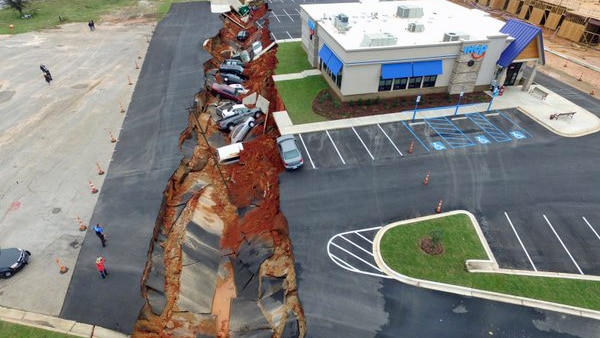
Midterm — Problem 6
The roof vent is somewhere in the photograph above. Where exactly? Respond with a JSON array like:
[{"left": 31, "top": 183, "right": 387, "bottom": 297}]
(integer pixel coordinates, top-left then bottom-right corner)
[
  {"left": 443, "top": 32, "right": 470, "bottom": 41},
  {"left": 397, "top": 5, "right": 424, "bottom": 19},
  {"left": 407, "top": 23, "right": 425, "bottom": 33},
  {"left": 360, "top": 32, "right": 398, "bottom": 47},
  {"left": 335, "top": 14, "right": 349, "bottom": 31}
]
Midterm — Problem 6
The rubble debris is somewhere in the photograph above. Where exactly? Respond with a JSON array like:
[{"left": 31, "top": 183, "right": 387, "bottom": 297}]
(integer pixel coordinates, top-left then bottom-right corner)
[{"left": 133, "top": 2, "right": 305, "bottom": 337}]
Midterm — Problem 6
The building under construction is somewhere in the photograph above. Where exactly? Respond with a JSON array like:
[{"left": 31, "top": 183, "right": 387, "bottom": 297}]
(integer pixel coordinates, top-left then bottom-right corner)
[{"left": 473, "top": 0, "right": 600, "bottom": 46}]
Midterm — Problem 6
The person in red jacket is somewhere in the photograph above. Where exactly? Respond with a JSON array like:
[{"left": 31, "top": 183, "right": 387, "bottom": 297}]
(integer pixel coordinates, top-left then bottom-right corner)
[{"left": 96, "top": 257, "right": 108, "bottom": 279}]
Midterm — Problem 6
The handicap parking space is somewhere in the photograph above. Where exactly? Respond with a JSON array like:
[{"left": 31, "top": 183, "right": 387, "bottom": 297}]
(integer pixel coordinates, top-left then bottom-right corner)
[{"left": 485, "top": 209, "right": 600, "bottom": 275}]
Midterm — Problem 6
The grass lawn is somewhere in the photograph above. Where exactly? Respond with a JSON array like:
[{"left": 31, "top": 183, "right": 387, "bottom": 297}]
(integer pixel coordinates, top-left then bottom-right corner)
[
  {"left": 276, "top": 76, "right": 329, "bottom": 124},
  {"left": 0, "top": 320, "right": 76, "bottom": 338},
  {"left": 275, "top": 41, "right": 313, "bottom": 75},
  {"left": 380, "top": 214, "right": 600, "bottom": 311},
  {"left": 0, "top": 0, "right": 195, "bottom": 35}
]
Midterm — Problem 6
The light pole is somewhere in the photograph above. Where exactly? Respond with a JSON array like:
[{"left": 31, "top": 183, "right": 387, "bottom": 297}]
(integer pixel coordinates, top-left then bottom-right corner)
[
  {"left": 411, "top": 95, "right": 421, "bottom": 123},
  {"left": 453, "top": 91, "right": 464, "bottom": 116},
  {"left": 487, "top": 87, "right": 499, "bottom": 112}
]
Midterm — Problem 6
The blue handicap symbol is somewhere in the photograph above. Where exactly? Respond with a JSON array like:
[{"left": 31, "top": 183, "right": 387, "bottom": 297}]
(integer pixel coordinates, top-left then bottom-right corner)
[
  {"left": 431, "top": 142, "right": 446, "bottom": 151},
  {"left": 510, "top": 131, "right": 526, "bottom": 139},
  {"left": 475, "top": 135, "right": 490, "bottom": 144}
]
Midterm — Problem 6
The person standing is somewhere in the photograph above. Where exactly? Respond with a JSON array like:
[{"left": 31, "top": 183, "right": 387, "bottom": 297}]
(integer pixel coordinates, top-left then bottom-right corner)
[
  {"left": 93, "top": 223, "right": 107, "bottom": 247},
  {"left": 40, "top": 64, "right": 52, "bottom": 82},
  {"left": 96, "top": 257, "right": 108, "bottom": 279},
  {"left": 88, "top": 20, "right": 95, "bottom": 31}
]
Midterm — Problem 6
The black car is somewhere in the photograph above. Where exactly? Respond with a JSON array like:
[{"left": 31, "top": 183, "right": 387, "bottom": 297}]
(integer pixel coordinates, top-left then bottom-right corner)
[
  {"left": 236, "top": 30, "right": 250, "bottom": 42},
  {"left": 0, "top": 248, "right": 31, "bottom": 278},
  {"left": 222, "top": 73, "right": 246, "bottom": 85}
]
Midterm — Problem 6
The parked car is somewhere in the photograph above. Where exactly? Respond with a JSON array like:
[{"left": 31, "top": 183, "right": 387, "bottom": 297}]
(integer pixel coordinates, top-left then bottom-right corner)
[
  {"left": 211, "top": 83, "right": 242, "bottom": 103},
  {"left": 217, "top": 103, "right": 248, "bottom": 118},
  {"left": 219, "top": 63, "right": 245, "bottom": 76},
  {"left": 216, "top": 107, "right": 263, "bottom": 131},
  {"left": 222, "top": 73, "right": 246, "bottom": 85},
  {"left": 276, "top": 135, "right": 304, "bottom": 170},
  {"left": 0, "top": 247, "right": 31, "bottom": 278},
  {"left": 236, "top": 30, "right": 250, "bottom": 42},
  {"left": 228, "top": 83, "right": 249, "bottom": 94},
  {"left": 230, "top": 117, "right": 256, "bottom": 144},
  {"left": 224, "top": 59, "right": 245, "bottom": 67}
]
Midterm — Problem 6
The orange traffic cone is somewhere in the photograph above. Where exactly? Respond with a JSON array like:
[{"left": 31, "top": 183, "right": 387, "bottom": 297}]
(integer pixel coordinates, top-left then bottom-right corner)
[
  {"left": 96, "top": 163, "right": 105, "bottom": 176},
  {"left": 109, "top": 132, "right": 117, "bottom": 143},
  {"left": 128, "top": 76, "right": 133, "bottom": 85},
  {"left": 76, "top": 216, "right": 87, "bottom": 231},
  {"left": 408, "top": 140, "right": 414, "bottom": 154},
  {"left": 119, "top": 102, "right": 125, "bottom": 113},
  {"left": 55, "top": 258, "right": 68, "bottom": 274},
  {"left": 435, "top": 199, "right": 443, "bottom": 213},
  {"left": 88, "top": 181, "right": 99, "bottom": 194},
  {"left": 578, "top": 73, "right": 583, "bottom": 82},
  {"left": 423, "top": 171, "right": 430, "bottom": 185}
]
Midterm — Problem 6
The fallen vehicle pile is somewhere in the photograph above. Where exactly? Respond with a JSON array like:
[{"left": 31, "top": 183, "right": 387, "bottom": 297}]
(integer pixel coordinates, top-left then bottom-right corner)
[{"left": 132, "top": 1, "right": 306, "bottom": 337}]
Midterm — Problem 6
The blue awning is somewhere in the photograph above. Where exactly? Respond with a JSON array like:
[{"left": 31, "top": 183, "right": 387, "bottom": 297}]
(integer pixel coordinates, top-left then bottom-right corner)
[
  {"left": 319, "top": 44, "right": 332, "bottom": 63},
  {"left": 381, "top": 63, "right": 412, "bottom": 79},
  {"left": 308, "top": 20, "right": 316, "bottom": 30},
  {"left": 412, "top": 60, "right": 443, "bottom": 77},
  {"left": 328, "top": 53, "right": 343, "bottom": 75}
]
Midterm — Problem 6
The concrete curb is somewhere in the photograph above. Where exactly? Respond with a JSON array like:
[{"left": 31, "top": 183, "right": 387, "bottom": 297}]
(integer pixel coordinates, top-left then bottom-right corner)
[
  {"left": 516, "top": 105, "right": 600, "bottom": 138},
  {"left": 371, "top": 210, "right": 600, "bottom": 321},
  {"left": 0, "top": 305, "right": 128, "bottom": 338}
]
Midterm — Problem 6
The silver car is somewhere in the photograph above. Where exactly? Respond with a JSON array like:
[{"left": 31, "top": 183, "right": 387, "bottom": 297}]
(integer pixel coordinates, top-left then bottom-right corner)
[
  {"left": 230, "top": 117, "right": 256, "bottom": 144},
  {"left": 276, "top": 135, "right": 304, "bottom": 170}
]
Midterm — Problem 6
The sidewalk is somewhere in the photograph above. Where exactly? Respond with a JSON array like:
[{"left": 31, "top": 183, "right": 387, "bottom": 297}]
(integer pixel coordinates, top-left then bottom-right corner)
[{"left": 274, "top": 80, "right": 600, "bottom": 138}]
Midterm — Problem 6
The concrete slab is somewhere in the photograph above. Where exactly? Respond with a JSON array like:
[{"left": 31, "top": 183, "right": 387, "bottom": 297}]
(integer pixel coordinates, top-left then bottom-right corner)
[{"left": 0, "top": 21, "right": 152, "bottom": 316}]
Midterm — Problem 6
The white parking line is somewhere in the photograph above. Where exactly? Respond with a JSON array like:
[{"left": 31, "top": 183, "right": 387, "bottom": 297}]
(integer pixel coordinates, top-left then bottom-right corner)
[
  {"left": 298, "top": 134, "right": 316, "bottom": 169},
  {"left": 286, "top": 31, "right": 293, "bottom": 39},
  {"left": 543, "top": 214, "right": 584, "bottom": 275},
  {"left": 377, "top": 124, "right": 403, "bottom": 156},
  {"left": 270, "top": 32, "right": 277, "bottom": 41},
  {"left": 329, "top": 242, "right": 383, "bottom": 272},
  {"left": 339, "top": 234, "right": 374, "bottom": 256},
  {"left": 272, "top": 13, "right": 281, "bottom": 23},
  {"left": 504, "top": 212, "right": 537, "bottom": 271},
  {"left": 330, "top": 254, "right": 358, "bottom": 271},
  {"left": 355, "top": 231, "right": 373, "bottom": 244},
  {"left": 326, "top": 130, "right": 346, "bottom": 165},
  {"left": 582, "top": 217, "right": 600, "bottom": 241},
  {"left": 295, "top": 8, "right": 301, "bottom": 14},
  {"left": 352, "top": 127, "right": 374, "bottom": 160},
  {"left": 283, "top": 9, "right": 295, "bottom": 22}
]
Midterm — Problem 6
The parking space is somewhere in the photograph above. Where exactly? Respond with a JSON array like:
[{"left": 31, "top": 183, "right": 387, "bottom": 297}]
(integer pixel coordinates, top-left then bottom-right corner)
[
  {"left": 486, "top": 210, "right": 600, "bottom": 275},
  {"left": 296, "top": 109, "right": 537, "bottom": 170}
]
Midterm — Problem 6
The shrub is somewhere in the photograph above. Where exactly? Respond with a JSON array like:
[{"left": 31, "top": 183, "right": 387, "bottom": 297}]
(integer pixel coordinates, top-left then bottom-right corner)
[
  {"left": 374, "top": 96, "right": 381, "bottom": 104},
  {"left": 430, "top": 229, "right": 444, "bottom": 245},
  {"left": 348, "top": 100, "right": 354, "bottom": 107},
  {"left": 333, "top": 99, "right": 341, "bottom": 109},
  {"left": 357, "top": 98, "right": 363, "bottom": 106},
  {"left": 365, "top": 98, "right": 372, "bottom": 106}
]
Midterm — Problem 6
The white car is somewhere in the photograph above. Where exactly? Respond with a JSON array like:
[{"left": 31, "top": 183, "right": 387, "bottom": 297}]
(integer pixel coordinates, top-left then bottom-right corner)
[
  {"left": 227, "top": 83, "right": 249, "bottom": 94},
  {"left": 217, "top": 103, "right": 247, "bottom": 118}
]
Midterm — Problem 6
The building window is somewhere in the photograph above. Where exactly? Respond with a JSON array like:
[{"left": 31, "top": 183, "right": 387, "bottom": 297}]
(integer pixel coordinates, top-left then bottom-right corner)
[
  {"left": 393, "top": 77, "right": 408, "bottom": 90},
  {"left": 335, "top": 72, "right": 342, "bottom": 88},
  {"left": 408, "top": 76, "right": 423, "bottom": 89},
  {"left": 422, "top": 75, "right": 437, "bottom": 88},
  {"left": 378, "top": 78, "right": 393, "bottom": 91}
]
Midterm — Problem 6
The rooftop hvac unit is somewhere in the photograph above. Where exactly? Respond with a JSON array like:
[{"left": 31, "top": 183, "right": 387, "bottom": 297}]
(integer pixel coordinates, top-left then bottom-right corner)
[
  {"left": 397, "top": 5, "right": 424, "bottom": 19},
  {"left": 360, "top": 32, "right": 398, "bottom": 47},
  {"left": 407, "top": 23, "right": 425, "bottom": 33},
  {"left": 443, "top": 32, "right": 470, "bottom": 42},
  {"left": 335, "top": 14, "right": 349, "bottom": 31}
]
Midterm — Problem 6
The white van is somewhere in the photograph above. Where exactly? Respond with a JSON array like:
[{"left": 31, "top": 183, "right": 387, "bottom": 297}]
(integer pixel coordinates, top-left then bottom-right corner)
[{"left": 217, "top": 142, "right": 244, "bottom": 165}]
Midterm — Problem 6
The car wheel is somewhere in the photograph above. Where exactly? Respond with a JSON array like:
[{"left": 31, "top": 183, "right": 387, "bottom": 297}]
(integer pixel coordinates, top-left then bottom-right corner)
[
  {"left": 249, "top": 121, "right": 256, "bottom": 128},
  {"left": 3, "top": 271, "right": 12, "bottom": 278},
  {"left": 254, "top": 112, "right": 263, "bottom": 119},
  {"left": 227, "top": 123, "right": 235, "bottom": 131}
]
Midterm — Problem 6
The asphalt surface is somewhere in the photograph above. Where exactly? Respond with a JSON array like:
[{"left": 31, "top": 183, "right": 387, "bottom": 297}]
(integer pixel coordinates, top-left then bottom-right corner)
[
  {"left": 272, "top": 0, "right": 600, "bottom": 335},
  {"left": 59, "top": 3, "right": 221, "bottom": 333}
]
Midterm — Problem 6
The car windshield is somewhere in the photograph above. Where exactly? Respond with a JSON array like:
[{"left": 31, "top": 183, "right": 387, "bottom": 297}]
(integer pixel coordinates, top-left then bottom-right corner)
[{"left": 283, "top": 149, "right": 300, "bottom": 161}]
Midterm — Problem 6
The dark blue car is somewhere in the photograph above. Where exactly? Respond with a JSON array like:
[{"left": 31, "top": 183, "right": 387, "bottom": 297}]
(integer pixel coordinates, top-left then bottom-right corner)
[{"left": 0, "top": 248, "right": 31, "bottom": 278}]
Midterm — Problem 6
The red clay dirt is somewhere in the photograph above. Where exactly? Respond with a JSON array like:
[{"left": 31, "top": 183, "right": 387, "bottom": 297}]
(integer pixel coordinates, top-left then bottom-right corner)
[{"left": 132, "top": 2, "right": 305, "bottom": 337}]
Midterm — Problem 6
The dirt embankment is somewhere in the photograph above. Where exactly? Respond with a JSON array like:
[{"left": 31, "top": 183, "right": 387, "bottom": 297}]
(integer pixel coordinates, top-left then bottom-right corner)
[{"left": 132, "top": 3, "right": 305, "bottom": 337}]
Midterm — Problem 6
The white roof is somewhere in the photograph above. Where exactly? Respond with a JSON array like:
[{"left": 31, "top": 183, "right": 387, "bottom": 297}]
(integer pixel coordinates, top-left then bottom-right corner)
[{"left": 302, "top": 0, "right": 507, "bottom": 50}]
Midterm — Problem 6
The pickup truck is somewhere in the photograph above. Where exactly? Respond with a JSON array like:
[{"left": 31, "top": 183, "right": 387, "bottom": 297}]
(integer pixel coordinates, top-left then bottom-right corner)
[{"left": 216, "top": 107, "right": 263, "bottom": 131}]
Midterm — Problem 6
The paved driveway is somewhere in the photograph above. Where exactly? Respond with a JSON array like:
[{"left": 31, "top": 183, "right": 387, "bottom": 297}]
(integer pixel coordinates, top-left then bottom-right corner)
[{"left": 59, "top": 3, "right": 221, "bottom": 333}]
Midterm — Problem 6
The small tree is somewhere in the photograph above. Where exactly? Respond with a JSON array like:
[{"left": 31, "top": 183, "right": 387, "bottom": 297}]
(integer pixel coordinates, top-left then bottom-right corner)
[
  {"left": 6, "top": 0, "right": 29, "bottom": 17},
  {"left": 429, "top": 229, "right": 444, "bottom": 245}
]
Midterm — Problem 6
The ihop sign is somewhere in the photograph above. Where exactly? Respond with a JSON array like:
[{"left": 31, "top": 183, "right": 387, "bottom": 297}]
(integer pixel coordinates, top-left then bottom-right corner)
[{"left": 463, "top": 44, "right": 488, "bottom": 60}]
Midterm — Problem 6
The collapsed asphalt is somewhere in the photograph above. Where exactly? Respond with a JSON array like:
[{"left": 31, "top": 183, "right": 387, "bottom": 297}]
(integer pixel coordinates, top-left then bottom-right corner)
[{"left": 59, "top": 3, "right": 222, "bottom": 333}]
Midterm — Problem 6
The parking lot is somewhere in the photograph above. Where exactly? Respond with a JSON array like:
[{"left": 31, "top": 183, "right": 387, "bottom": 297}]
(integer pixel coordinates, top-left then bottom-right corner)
[{"left": 295, "top": 108, "right": 537, "bottom": 169}]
